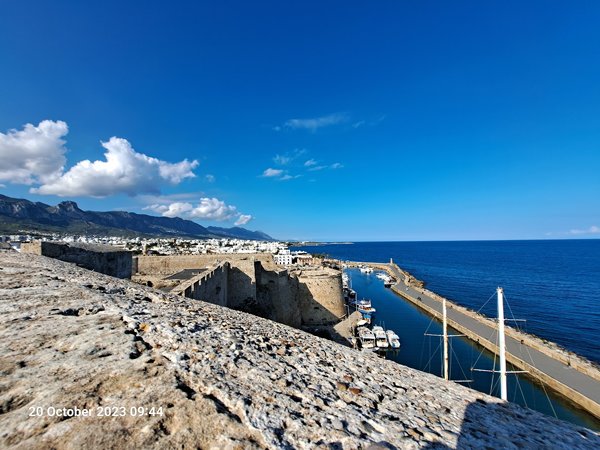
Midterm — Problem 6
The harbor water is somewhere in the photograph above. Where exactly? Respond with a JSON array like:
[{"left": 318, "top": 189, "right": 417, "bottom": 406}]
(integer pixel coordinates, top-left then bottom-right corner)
[{"left": 292, "top": 240, "right": 600, "bottom": 430}]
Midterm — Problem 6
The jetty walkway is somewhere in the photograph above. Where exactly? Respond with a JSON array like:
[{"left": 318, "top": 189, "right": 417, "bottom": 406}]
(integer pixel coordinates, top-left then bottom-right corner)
[{"left": 346, "top": 261, "right": 600, "bottom": 420}]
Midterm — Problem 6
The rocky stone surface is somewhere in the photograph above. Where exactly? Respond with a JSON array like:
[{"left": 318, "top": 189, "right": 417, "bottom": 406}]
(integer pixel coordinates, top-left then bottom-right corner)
[{"left": 1, "top": 252, "right": 599, "bottom": 449}]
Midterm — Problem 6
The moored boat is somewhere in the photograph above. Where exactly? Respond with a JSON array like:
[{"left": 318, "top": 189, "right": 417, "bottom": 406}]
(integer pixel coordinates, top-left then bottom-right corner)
[
  {"left": 372, "top": 326, "right": 389, "bottom": 348},
  {"left": 350, "top": 298, "right": 376, "bottom": 314},
  {"left": 357, "top": 326, "right": 376, "bottom": 350},
  {"left": 359, "top": 265, "right": 373, "bottom": 274},
  {"left": 386, "top": 330, "right": 401, "bottom": 349}
]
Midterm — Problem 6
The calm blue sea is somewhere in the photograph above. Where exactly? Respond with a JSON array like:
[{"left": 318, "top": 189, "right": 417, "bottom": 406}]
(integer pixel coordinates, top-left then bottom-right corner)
[
  {"left": 291, "top": 239, "right": 600, "bottom": 429},
  {"left": 292, "top": 240, "right": 600, "bottom": 364}
]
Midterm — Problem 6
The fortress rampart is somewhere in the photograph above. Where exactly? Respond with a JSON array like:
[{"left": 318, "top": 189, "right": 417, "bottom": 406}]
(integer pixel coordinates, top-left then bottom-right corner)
[
  {"left": 21, "top": 241, "right": 132, "bottom": 279},
  {"left": 134, "top": 254, "right": 341, "bottom": 333},
  {"left": 1, "top": 252, "right": 598, "bottom": 448}
]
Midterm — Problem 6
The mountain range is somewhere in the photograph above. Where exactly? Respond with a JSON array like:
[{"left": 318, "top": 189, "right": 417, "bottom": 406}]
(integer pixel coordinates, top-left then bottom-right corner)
[{"left": 0, "top": 194, "right": 274, "bottom": 241}]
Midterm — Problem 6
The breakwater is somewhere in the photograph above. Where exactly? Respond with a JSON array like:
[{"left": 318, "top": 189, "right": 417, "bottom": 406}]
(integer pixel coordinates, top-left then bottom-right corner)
[{"left": 346, "top": 260, "right": 600, "bottom": 421}]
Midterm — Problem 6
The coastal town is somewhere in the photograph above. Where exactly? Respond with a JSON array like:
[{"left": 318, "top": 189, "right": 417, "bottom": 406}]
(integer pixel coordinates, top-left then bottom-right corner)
[{"left": 0, "top": 233, "right": 310, "bottom": 265}]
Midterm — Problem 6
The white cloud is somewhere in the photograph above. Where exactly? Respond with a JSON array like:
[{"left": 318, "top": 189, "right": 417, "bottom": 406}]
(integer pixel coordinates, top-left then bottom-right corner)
[
  {"left": 0, "top": 120, "right": 68, "bottom": 185},
  {"left": 308, "top": 162, "right": 343, "bottom": 171},
  {"left": 273, "top": 154, "right": 292, "bottom": 165},
  {"left": 189, "top": 197, "right": 238, "bottom": 221},
  {"left": 145, "top": 197, "right": 251, "bottom": 223},
  {"left": 32, "top": 136, "right": 198, "bottom": 197},
  {"left": 262, "top": 168, "right": 284, "bottom": 177},
  {"left": 284, "top": 113, "right": 348, "bottom": 132},
  {"left": 279, "top": 174, "right": 301, "bottom": 181},
  {"left": 139, "top": 192, "right": 204, "bottom": 205},
  {"left": 235, "top": 214, "right": 253, "bottom": 226},
  {"left": 143, "top": 204, "right": 169, "bottom": 214},
  {"left": 205, "top": 174, "right": 215, "bottom": 183},
  {"left": 569, "top": 225, "right": 600, "bottom": 235},
  {"left": 273, "top": 149, "right": 306, "bottom": 166},
  {"left": 352, "top": 115, "right": 385, "bottom": 129},
  {"left": 161, "top": 202, "right": 194, "bottom": 218},
  {"left": 304, "top": 159, "right": 317, "bottom": 167}
]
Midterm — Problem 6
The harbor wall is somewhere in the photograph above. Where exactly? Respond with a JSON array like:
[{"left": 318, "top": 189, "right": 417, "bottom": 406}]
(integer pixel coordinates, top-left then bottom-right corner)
[
  {"left": 349, "top": 259, "right": 600, "bottom": 384},
  {"left": 388, "top": 263, "right": 600, "bottom": 384},
  {"left": 342, "top": 259, "right": 600, "bottom": 419},
  {"left": 389, "top": 284, "right": 600, "bottom": 420}
]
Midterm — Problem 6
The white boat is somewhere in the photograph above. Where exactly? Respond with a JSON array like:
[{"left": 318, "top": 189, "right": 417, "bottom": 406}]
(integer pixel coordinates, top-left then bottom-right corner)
[
  {"left": 376, "top": 272, "right": 394, "bottom": 287},
  {"left": 386, "top": 330, "right": 401, "bottom": 349},
  {"left": 357, "top": 326, "right": 376, "bottom": 349},
  {"left": 356, "top": 319, "right": 369, "bottom": 327},
  {"left": 359, "top": 265, "right": 373, "bottom": 274},
  {"left": 372, "top": 326, "right": 389, "bottom": 348},
  {"left": 349, "top": 298, "right": 376, "bottom": 314}
]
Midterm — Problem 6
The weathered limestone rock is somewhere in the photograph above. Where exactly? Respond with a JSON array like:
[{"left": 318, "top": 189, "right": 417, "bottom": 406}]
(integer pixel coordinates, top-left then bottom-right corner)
[{"left": 1, "top": 252, "right": 598, "bottom": 449}]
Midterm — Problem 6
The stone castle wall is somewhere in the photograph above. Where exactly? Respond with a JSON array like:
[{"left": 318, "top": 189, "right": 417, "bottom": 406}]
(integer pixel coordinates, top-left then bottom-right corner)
[
  {"left": 135, "top": 253, "right": 274, "bottom": 275},
  {"left": 176, "top": 263, "right": 229, "bottom": 307},
  {"left": 256, "top": 267, "right": 302, "bottom": 329},
  {"left": 294, "top": 267, "right": 345, "bottom": 326},
  {"left": 138, "top": 254, "right": 341, "bottom": 330},
  {"left": 21, "top": 241, "right": 132, "bottom": 279}
]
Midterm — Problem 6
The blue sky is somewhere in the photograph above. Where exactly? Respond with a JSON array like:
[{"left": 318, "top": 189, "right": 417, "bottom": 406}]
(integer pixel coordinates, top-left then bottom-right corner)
[{"left": 1, "top": 1, "right": 599, "bottom": 241}]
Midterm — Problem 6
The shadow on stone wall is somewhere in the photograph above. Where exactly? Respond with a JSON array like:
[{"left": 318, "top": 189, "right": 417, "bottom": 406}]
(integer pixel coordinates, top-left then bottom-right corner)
[
  {"left": 297, "top": 281, "right": 347, "bottom": 345},
  {"left": 226, "top": 267, "right": 260, "bottom": 315},
  {"left": 181, "top": 261, "right": 348, "bottom": 345}
]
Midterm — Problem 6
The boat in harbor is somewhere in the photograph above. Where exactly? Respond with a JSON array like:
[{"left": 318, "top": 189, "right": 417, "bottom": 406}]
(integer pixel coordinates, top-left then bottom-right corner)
[
  {"left": 349, "top": 298, "right": 376, "bottom": 314},
  {"left": 372, "top": 326, "right": 389, "bottom": 349},
  {"left": 386, "top": 330, "right": 401, "bottom": 349},
  {"left": 357, "top": 326, "right": 377, "bottom": 350},
  {"left": 359, "top": 265, "right": 373, "bottom": 274},
  {"left": 376, "top": 272, "right": 394, "bottom": 287}
]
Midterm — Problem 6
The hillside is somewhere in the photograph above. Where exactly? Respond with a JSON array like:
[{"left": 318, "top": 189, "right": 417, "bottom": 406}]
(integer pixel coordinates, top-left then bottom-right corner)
[{"left": 0, "top": 194, "right": 274, "bottom": 241}]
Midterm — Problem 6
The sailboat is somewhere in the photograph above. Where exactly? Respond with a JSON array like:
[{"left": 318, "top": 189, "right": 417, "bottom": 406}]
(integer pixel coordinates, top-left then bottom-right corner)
[
  {"left": 425, "top": 296, "right": 471, "bottom": 382},
  {"left": 471, "top": 287, "right": 527, "bottom": 400}
]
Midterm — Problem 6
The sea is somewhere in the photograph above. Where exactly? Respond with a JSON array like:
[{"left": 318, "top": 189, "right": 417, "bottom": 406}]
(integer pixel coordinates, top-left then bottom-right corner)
[{"left": 291, "top": 239, "right": 600, "bottom": 430}]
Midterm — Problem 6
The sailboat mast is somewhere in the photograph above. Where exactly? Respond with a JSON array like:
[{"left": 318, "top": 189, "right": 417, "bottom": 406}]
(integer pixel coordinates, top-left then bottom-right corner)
[
  {"left": 443, "top": 297, "right": 449, "bottom": 381},
  {"left": 497, "top": 287, "right": 507, "bottom": 401}
]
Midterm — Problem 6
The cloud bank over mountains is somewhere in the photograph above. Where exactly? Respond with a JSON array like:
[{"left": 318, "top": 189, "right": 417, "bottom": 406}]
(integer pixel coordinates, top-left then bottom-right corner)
[
  {"left": 144, "top": 197, "right": 252, "bottom": 225},
  {"left": 0, "top": 120, "right": 252, "bottom": 225},
  {"left": 32, "top": 136, "right": 198, "bottom": 197}
]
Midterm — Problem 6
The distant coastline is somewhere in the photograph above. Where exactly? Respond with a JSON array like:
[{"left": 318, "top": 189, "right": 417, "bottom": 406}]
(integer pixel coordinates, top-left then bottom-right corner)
[{"left": 289, "top": 241, "right": 354, "bottom": 247}]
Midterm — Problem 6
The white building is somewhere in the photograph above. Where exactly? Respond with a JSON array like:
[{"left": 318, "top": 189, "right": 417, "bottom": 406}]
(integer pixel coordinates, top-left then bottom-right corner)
[{"left": 273, "top": 248, "right": 292, "bottom": 265}]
